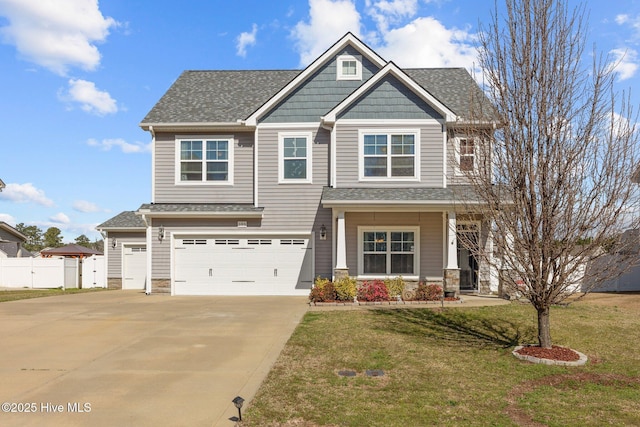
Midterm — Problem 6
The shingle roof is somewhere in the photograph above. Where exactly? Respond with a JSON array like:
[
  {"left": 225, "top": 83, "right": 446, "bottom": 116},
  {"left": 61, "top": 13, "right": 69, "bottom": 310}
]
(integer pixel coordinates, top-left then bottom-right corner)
[
  {"left": 321, "top": 186, "right": 482, "bottom": 203},
  {"left": 140, "top": 68, "right": 495, "bottom": 125},
  {"left": 97, "top": 211, "right": 146, "bottom": 230},
  {"left": 138, "top": 203, "right": 264, "bottom": 215},
  {"left": 141, "top": 70, "right": 300, "bottom": 124}
]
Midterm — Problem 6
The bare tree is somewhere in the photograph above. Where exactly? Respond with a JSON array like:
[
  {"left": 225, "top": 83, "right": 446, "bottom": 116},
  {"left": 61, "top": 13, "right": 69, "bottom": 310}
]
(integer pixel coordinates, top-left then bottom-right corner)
[{"left": 459, "top": 0, "right": 640, "bottom": 348}]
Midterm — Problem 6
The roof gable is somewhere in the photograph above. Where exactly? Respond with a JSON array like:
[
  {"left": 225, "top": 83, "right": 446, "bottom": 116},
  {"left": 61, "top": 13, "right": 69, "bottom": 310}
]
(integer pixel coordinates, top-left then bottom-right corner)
[
  {"left": 323, "top": 62, "right": 456, "bottom": 125},
  {"left": 245, "top": 32, "right": 387, "bottom": 126},
  {"left": 0, "top": 222, "right": 27, "bottom": 242}
]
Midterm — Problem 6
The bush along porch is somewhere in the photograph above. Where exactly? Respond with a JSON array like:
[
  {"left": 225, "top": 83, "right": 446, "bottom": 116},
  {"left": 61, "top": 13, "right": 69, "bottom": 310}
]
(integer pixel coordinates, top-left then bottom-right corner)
[{"left": 308, "top": 276, "right": 461, "bottom": 306}]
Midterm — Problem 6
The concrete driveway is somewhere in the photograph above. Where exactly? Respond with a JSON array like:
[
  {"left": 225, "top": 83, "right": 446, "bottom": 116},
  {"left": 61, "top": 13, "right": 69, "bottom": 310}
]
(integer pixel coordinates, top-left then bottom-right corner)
[{"left": 0, "top": 291, "right": 308, "bottom": 427}]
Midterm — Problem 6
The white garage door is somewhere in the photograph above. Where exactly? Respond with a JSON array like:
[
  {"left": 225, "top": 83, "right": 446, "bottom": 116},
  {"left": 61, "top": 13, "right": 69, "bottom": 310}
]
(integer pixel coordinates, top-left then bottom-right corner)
[
  {"left": 123, "top": 245, "right": 147, "bottom": 290},
  {"left": 173, "top": 236, "right": 313, "bottom": 295}
]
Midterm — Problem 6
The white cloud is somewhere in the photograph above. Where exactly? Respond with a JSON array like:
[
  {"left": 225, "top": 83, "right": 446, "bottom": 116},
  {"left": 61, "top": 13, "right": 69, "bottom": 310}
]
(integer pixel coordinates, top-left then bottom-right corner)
[
  {"left": 73, "top": 200, "right": 101, "bottom": 213},
  {"left": 377, "top": 17, "right": 477, "bottom": 68},
  {"left": 0, "top": 183, "right": 54, "bottom": 207},
  {"left": 236, "top": 24, "right": 258, "bottom": 58},
  {"left": 609, "top": 48, "right": 639, "bottom": 81},
  {"left": 615, "top": 14, "right": 630, "bottom": 25},
  {"left": 0, "top": 213, "right": 16, "bottom": 224},
  {"left": 0, "top": 0, "right": 117, "bottom": 75},
  {"left": 291, "top": 0, "right": 477, "bottom": 70},
  {"left": 62, "top": 79, "right": 118, "bottom": 115},
  {"left": 87, "top": 138, "right": 151, "bottom": 153},
  {"left": 291, "top": 0, "right": 362, "bottom": 66},
  {"left": 50, "top": 212, "right": 71, "bottom": 224},
  {"left": 366, "top": 0, "right": 418, "bottom": 33}
]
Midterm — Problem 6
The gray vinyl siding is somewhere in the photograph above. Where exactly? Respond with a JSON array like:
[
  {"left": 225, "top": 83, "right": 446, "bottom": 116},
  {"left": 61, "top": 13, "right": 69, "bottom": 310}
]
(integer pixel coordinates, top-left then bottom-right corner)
[
  {"left": 256, "top": 126, "right": 331, "bottom": 230},
  {"left": 153, "top": 132, "right": 254, "bottom": 204},
  {"left": 260, "top": 47, "right": 380, "bottom": 123},
  {"left": 334, "top": 122, "right": 444, "bottom": 187},
  {"left": 339, "top": 75, "right": 443, "bottom": 120},
  {"left": 344, "top": 212, "right": 443, "bottom": 279},
  {"left": 107, "top": 231, "right": 146, "bottom": 278}
]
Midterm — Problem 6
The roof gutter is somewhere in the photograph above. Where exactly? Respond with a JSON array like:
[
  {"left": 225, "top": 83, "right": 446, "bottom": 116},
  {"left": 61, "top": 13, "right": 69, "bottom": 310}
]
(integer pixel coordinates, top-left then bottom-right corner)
[{"left": 139, "top": 122, "right": 256, "bottom": 132}]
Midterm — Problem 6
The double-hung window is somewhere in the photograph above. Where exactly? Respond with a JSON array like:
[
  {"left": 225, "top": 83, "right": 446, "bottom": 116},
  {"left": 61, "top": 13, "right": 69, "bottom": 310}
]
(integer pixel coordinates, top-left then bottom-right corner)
[
  {"left": 279, "top": 132, "right": 312, "bottom": 183},
  {"left": 360, "top": 130, "right": 419, "bottom": 180},
  {"left": 359, "top": 227, "right": 419, "bottom": 277},
  {"left": 457, "top": 138, "right": 475, "bottom": 173},
  {"left": 177, "top": 137, "right": 233, "bottom": 184}
]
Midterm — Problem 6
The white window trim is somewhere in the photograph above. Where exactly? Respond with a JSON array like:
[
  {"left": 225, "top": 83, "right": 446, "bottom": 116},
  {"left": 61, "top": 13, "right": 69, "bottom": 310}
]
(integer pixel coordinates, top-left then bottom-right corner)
[
  {"left": 454, "top": 136, "right": 477, "bottom": 176},
  {"left": 337, "top": 54, "right": 362, "bottom": 81},
  {"left": 357, "top": 226, "right": 420, "bottom": 279},
  {"left": 278, "top": 131, "right": 313, "bottom": 184},
  {"left": 175, "top": 136, "right": 234, "bottom": 185},
  {"left": 358, "top": 129, "right": 421, "bottom": 181}
]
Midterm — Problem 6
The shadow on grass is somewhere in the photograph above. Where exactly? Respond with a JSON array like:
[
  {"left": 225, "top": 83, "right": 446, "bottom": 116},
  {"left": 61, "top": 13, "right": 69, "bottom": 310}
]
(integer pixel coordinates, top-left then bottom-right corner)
[{"left": 372, "top": 308, "right": 535, "bottom": 349}]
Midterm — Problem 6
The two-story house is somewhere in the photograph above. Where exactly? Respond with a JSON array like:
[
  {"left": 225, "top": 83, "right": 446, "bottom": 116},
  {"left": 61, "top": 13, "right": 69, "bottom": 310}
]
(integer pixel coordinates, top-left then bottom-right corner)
[{"left": 97, "top": 33, "right": 498, "bottom": 296}]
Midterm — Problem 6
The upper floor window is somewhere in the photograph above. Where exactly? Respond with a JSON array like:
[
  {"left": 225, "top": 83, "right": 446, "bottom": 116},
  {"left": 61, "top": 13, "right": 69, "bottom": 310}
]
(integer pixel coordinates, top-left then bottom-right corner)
[
  {"left": 176, "top": 137, "right": 233, "bottom": 184},
  {"left": 337, "top": 54, "right": 362, "bottom": 81},
  {"left": 359, "top": 130, "right": 420, "bottom": 180},
  {"left": 279, "top": 132, "right": 313, "bottom": 183},
  {"left": 456, "top": 137, "right": 476, "bottom": 174}
]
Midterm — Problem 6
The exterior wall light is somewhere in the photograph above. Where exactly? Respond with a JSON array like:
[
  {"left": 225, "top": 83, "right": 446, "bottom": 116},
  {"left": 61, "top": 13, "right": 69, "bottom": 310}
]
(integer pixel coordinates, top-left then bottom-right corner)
[
  {"left": 158, "top": 225, "right": 165, "bottom": 242},
  {"left": 232, "top": 395, "right": 244, "bottom": 421},
  {"left": 111, "top": 238, "right": 117, "bottom": 249},
  {"left": 320, "top": 224, "right": 327, "bottom": 240}
]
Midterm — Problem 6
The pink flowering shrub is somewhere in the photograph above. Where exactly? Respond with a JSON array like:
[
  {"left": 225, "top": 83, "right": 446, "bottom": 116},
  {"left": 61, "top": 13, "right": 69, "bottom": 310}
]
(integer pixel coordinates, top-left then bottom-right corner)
[
  {"left": 357, "top": 279, "right": 390, "bottom": 302},
  {"left": 413, "top": 282, "right": 443, "bottom": 301}
]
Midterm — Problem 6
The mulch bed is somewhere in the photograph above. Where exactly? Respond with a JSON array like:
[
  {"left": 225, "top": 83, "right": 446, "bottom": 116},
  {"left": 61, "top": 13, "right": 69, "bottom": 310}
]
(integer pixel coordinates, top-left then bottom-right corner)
[{"left": 515, "top": 345, "right": 580, "bottom": 362}]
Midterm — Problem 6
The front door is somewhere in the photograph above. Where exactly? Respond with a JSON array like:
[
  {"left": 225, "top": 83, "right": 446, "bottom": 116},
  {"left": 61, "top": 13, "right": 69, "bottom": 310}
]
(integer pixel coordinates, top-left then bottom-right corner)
[{"left": 457, "top": 223, "right": 479, "bottom": 291}]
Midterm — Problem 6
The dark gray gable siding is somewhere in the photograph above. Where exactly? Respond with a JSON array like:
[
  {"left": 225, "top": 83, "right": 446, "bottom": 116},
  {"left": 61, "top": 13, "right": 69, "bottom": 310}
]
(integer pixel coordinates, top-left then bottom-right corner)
[
  {"left": 260, "top": 46, "right": 381, "bottom": 123},
  {"left": 338, "top": 74, "right": 443, "bottom": 120}
]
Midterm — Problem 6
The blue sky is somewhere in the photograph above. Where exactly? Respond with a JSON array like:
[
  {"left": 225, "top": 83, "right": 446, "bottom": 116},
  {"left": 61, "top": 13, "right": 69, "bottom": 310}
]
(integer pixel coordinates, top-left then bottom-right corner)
[{"left": 0, "top": 0, "right": 639, "bottom": 243}]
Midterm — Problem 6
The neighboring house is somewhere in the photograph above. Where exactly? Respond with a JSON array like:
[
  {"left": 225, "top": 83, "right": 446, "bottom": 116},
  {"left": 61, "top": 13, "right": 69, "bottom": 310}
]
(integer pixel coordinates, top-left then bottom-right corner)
[
  {"left": 97, "top": 33, "right": 498, "bottom": 296},
  {"left": 0, "top": 222, "right": 31, "bottom": 258},
  {"left": 0, "top": 178, "right": 5, "bottom": 192}
]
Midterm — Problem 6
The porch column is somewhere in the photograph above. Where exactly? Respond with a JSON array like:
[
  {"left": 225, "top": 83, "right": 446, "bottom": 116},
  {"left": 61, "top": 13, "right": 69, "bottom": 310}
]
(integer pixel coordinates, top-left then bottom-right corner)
[
  {"left": 444, "top": 211, "right": 460, "bottom": 295},
  {"left": 446, "top": 211, "right": 458, "bottom": 269},
  {"left": 334, "top": 210, "right": 349, "bottom": 278}
]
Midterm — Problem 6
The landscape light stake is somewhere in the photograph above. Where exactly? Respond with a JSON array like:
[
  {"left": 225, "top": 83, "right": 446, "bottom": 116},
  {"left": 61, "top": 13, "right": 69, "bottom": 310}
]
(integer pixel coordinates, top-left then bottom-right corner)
[{"left": 232, "top": 396, "right": 244, "bottom": 421}]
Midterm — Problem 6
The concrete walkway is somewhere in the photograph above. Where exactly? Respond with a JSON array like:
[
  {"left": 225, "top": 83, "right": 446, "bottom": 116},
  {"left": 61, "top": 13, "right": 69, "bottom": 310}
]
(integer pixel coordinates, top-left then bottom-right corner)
[{"left": 0, "top": 291, "right": 308, "bottom": 427}]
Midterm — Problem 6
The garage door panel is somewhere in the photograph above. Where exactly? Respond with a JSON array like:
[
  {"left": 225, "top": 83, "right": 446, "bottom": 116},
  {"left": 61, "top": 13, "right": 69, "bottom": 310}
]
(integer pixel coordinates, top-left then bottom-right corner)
[
  {"left": 123, "top": 245, "right": 146, "bottom": 290},
  {"left": 173, "top": 236, "right": 313, "bottom": 295}
]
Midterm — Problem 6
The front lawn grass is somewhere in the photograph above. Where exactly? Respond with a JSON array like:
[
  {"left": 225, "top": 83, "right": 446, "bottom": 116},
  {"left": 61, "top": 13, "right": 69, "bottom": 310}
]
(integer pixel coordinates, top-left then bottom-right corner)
[
  {"left": 0, "top": 287, "right": 109, "bottom": 302},
  {"left": 244, "top": 300, "right": 640, "bottom": 426}
]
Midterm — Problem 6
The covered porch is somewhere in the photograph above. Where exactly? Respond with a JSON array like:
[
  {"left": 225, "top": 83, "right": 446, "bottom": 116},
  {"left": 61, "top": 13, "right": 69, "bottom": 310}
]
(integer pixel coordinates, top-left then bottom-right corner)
[{"left": 321, "top": 187, "right": 494, "bottom": 295}]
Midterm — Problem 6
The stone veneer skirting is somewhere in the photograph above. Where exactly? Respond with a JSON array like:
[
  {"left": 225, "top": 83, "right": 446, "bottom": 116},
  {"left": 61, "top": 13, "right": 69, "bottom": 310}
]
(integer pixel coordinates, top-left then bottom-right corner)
[
  {"left": 107, "top": 278, "right": 122, "bottom": 290},
  {"left": 152, "top": 279, "right": 171, "bottom": 294}
]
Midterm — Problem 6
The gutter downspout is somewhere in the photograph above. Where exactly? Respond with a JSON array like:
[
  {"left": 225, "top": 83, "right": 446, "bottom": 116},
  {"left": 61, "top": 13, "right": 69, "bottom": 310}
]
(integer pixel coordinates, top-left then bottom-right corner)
[
  {"left": 149, "top": 126, "right": 156, "bottom": 204},
  {"left": 99, "top": 230, "right": 108, "bottom": 289}
]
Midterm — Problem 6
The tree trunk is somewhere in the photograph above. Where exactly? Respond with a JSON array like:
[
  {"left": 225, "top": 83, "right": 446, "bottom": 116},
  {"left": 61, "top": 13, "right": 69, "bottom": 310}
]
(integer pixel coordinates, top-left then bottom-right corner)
[{"left": 537, "top": 306, "right": 552, "bottom": 348}]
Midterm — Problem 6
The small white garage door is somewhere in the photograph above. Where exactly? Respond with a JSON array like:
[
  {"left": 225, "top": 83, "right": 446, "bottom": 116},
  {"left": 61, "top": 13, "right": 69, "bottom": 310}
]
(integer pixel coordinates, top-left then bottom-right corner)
[
  {"left": 173, "top": 236, "right": 313, "bottom": 295},
  {"left": 123, "top": 245, "right": 147, "bottom": 290}
]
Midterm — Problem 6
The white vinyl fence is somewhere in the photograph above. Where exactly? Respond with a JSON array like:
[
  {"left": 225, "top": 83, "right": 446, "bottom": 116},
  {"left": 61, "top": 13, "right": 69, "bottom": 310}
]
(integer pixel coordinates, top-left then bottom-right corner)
[{"left": 0, "top": 256, "right": 105, "bottom": 289}]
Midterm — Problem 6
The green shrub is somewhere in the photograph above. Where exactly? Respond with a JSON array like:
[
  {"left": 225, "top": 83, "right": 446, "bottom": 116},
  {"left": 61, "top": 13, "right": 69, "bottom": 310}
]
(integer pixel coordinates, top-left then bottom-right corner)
[
  {"left": 334, "top": 276, "right": 357, "bottom": 301},
  {"left": 413, "top": 282, "right": 443, "bottom": 301},
  {"left": 384, "top": 276, "right": 405, "bottom": 299},
  {"left": 357, "top": 279, "right": 390, "bottom": 302}
]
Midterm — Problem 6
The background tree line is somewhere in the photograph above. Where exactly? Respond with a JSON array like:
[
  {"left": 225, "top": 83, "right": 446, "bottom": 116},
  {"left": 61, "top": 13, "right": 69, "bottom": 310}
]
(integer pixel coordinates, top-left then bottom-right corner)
[{"left": 14, "top": 223, "right": 103, "bottom": 253}]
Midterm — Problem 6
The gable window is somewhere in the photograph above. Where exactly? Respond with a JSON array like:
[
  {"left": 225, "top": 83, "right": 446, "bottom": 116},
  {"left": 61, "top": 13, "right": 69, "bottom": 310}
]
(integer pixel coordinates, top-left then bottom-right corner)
[
  {"left": 279, "top": 132, "right": 312, "bottom": 183},
  {"left": 359, "top": 227, "right": 419, "bottom": 277},
  {"left": 337, "top": 54, "right": 362, "bottom": 81},
  {"left": 177, "top": 137, "right": 233, "bottom": 184},
  {"left": 360, "top": 130, "right": 419, "bottom": 180}
]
